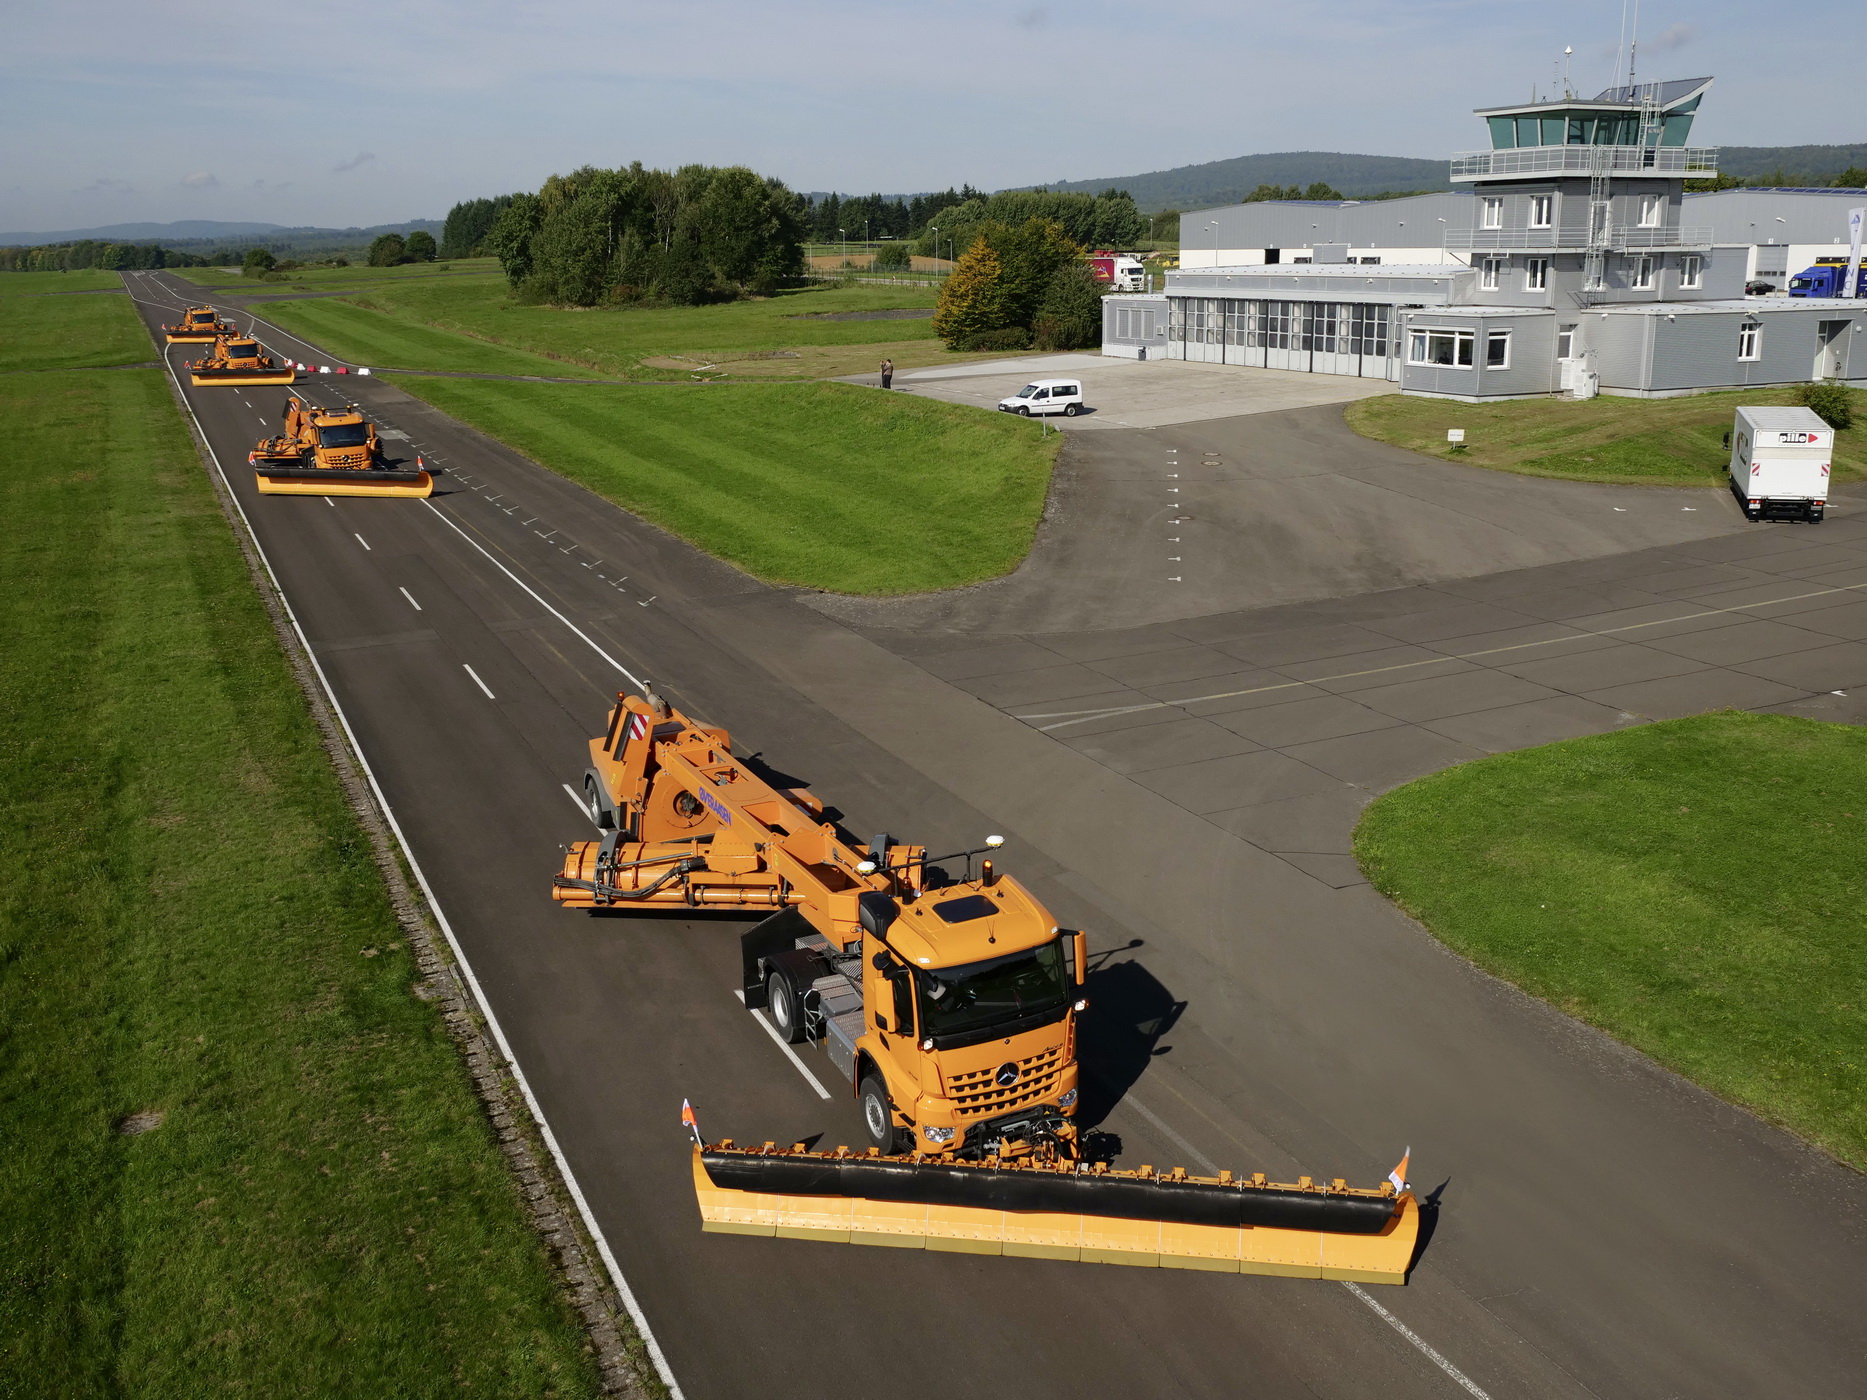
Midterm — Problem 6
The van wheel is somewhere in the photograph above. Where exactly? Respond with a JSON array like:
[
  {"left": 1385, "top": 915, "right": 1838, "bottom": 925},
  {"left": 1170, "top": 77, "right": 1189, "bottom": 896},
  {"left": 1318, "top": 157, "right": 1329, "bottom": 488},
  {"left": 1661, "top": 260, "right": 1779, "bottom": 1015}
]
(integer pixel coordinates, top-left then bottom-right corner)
[
  {"left": 1017, "top": 405, "right": 1030, "bottom": 416},
  {"left": 859, "top": 1074, "right": 903, "bottom": 1153},
  {"left": 767, "top": 970, "right": 805, "bottom": 1044},
  {"left": 1063, "top": 403, "right": 1079, "bottom": 416},
  {"left": 584, "top": 775, "right": 612, "bottom": 829}
]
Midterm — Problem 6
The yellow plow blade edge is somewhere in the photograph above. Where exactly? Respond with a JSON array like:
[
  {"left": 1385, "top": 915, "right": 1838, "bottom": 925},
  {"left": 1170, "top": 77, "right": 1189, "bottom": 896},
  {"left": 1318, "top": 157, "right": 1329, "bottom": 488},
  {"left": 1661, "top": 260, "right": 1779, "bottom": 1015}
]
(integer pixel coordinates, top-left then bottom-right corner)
[
  {"left": 256, "top": 472, "right": 434, "bottom": 499},
  {"left": 691, "top": 1145, "right": 1419, "bottom": 1283}
]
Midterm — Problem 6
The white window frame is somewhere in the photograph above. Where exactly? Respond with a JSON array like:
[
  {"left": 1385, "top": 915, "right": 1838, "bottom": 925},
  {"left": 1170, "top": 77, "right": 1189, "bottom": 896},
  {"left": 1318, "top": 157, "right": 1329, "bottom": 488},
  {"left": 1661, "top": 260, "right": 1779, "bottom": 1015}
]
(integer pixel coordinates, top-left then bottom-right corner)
[
  {"left": 1631, "top": 255, "right": 1655, "bottom": 290},
  {"left": 1528, "top": 194, "right": 1553, "bottom": 229},
  {"left": 1407, "top": 327, "right": 1476, "bottom": 368},
  {"left": 1524, "top": 257, "right": 1550, "bottom": 291},
  {"left": 1680, "top": 254, "right": 1703, "bottom": 290},
  {"left": 1639, "top": 194, "right": 1663, "bottom": 228},
  {"left": 1485, "top": 329, "right": 1511, "bottom": 369},
  {"left": 1480, "top": 257, "right": 1503, "bottom": 291},
  {"left": 1481, "top": 197, "right": 1503, "bottom": 230},
  {"left": 1737, "top": 320, "right": 1762, "bottom": 361},
  {"left": 1557, "top": 324, "right": 1576, "bottom": 359}
]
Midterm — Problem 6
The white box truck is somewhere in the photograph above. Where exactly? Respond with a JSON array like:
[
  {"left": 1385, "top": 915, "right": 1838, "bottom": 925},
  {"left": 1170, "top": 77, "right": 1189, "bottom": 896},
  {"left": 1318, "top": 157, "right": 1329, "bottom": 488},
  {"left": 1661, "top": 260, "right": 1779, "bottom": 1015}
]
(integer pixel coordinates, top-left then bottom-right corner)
[{"left": 1729, "top": 406, "right": 1832, "bottom": 522}]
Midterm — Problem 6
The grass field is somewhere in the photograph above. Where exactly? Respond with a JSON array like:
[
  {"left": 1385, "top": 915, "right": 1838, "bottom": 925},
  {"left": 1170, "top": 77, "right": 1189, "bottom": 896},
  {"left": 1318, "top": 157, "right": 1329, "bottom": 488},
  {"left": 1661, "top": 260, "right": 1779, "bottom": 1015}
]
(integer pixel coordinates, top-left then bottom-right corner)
[
  {"left": 399, "top": 377, "right": 1060, "bottom": 593},
  {"left": 0, "top": 289, "right": 150, "bottom": 371},
  {"left": 0, "top": 270, "right": 130, "bottom": 295},
  {"left": 186, "top": 258, "right": 503, "bottom": 289},
  {"left": 1355, "top": 712, "right": 1867, "bottom": 1170},
  {"left": 1347, "top": 385, "right": 1867, "bottom": 487},
  {"left": 1, "top": 286, "right": 601, "bottom": 1395},
  {"left": 251, "top": 278, "right": 976, "bottom": 381}
]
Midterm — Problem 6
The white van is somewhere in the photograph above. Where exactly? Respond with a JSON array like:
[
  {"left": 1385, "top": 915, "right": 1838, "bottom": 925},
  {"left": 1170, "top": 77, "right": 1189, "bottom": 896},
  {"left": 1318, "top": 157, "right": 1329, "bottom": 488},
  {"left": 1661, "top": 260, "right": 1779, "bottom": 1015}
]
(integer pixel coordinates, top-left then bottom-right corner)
[
  {"left": 1729, "top": 406, "right": 1831, "bottom": 521},
  {"left": 997, "top": 379, "right": 1085, "bottom": 417}
]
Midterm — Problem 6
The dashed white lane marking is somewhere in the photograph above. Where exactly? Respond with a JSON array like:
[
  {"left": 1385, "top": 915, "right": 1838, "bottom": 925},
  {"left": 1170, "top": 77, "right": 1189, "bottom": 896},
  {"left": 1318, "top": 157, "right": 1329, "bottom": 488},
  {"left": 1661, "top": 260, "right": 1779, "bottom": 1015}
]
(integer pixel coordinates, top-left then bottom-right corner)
[
  {"left": 733, "top": 990, "right": 833, "bottom": 1099},
  {"left": 323, "top": 498, "right": 335, "bottom": 508},
  {"left": 561, "top": 783, "right": 598, "bottom": 827},
  {"left": 1115, "top": 1093, "right": 1489, "bottom": 1398},
  {"left": 399, "top": 586, "right": 422, "bottom": 611},
  {"left": 418, "top": 499, "right": 647, "bottom": 690},
  {"left": 463, "top": 664, "right": 496, "bottom": 699},
  {"left": 354, "top": 532, "right": 371, "bottom": 550}
]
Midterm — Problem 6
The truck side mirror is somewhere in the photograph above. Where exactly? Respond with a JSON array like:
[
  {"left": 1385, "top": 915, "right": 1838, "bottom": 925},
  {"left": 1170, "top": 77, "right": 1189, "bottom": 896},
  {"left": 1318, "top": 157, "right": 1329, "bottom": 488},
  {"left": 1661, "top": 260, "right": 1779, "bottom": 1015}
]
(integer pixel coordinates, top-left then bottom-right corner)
[
  {"left": 858, "top": 891, "right": 898, "bottom": 936},
  {"left": 1072, "top": 930, "right": 1087, "bottom": 987}
]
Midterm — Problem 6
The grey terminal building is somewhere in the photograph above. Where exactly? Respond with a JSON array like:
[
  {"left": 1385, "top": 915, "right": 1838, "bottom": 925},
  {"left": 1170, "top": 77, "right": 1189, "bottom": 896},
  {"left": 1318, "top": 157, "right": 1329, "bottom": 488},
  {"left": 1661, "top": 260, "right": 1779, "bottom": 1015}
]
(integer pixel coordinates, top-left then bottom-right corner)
[{"left": 1102, "top": 77, "right": 1867, "bottom": 399}]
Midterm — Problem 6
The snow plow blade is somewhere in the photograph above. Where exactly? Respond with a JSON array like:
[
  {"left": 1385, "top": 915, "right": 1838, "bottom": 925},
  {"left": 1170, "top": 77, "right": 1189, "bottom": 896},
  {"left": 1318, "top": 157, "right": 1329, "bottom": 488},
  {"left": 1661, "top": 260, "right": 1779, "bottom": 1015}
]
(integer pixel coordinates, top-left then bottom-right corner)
[
  {"left": 189, "top": 365, "right": 298, "bottom": 386},
  {"left": 691, "top": 1143, "right": 1418, "bottom": 1283},
  {"left": 255, "top": 468, "right": 435, "bottom": 498}
]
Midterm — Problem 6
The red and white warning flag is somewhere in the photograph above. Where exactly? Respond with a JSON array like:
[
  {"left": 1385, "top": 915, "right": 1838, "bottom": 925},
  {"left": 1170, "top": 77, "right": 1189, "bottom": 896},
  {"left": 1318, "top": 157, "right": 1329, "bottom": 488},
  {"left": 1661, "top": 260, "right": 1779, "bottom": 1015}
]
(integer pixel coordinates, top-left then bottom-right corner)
[
  {"left": 1388, "top": 1147, "right": 1411, "bottom": 1193},
  {"left": 681, "top": 1098, "right": 702, "bottom": 1145}
]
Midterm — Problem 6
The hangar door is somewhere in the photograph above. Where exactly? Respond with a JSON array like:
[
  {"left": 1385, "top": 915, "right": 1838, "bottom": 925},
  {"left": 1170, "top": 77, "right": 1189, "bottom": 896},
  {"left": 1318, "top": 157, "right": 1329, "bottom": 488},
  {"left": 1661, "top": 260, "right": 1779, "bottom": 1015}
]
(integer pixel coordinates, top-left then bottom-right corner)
[{"left": 1169, "top": 298, "right": 1395, "bottom": 378}]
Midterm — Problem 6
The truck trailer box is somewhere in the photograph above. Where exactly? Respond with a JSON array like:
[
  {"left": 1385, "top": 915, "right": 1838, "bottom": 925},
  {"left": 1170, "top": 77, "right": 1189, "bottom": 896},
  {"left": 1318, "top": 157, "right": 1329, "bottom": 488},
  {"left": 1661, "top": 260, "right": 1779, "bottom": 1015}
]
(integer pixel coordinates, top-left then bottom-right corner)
[{"left": 1729, "top": 406, "right": 1832, "bottom": 521}]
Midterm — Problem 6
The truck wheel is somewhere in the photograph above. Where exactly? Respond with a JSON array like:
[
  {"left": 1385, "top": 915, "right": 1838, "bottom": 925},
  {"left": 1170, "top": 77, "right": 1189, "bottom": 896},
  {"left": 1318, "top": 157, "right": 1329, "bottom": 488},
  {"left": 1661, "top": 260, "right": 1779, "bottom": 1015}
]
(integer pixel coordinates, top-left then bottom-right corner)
[
  {"left": 766, "top": 970, "right": 806, "bottom": 1044},
  {"left": 583, "top": 775, "right": 612, "bottom": 829},
  {"left": 859, "top": 1074, "right": 901, "bottom": 1154}
]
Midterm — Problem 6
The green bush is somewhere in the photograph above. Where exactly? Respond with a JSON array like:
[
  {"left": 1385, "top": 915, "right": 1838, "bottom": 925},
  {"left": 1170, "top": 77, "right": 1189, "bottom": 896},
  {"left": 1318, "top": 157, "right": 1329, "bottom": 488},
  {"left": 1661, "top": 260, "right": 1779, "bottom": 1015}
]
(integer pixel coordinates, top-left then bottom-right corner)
[
  {"left": 241, "top": 247, "right": 275, "bottom": 278},
  {"left": 1795, "top": 380, "right": 1855, "bottom": 431},
  {"left": 952, "top": 326, "right": 1032, "bottom": 353},
  {"left": 367, "top": 233, "right": 407, "bottom": 267},
  {"left": 872, "top": 242, "right": 912, "bottom": 271},
  {"left": 403, "top": 230, "right": 437, "bottom": 262},
  {"left": 1031, "top": 262, "right": 1106, "bottom": 350}
]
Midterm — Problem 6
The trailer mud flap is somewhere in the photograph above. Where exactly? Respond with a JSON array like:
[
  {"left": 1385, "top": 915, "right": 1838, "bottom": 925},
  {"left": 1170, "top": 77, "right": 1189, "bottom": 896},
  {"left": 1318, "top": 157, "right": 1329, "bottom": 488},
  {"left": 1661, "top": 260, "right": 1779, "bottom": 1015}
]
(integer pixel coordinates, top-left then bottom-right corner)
[{"left": 691, "top": 1144, "right": 1419, "bottom": 1282}]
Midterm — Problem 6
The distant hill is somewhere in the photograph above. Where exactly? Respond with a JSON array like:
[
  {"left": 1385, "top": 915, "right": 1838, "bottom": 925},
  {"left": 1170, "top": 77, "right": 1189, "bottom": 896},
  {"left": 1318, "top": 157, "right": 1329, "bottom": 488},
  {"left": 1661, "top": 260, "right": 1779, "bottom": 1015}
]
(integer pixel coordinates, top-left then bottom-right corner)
[
  {"left": 1017, "top": 142, "right": 1867, "bottom": 213},
  {"left": 0, "top": 218, "right": 444, "bottom": 253}
]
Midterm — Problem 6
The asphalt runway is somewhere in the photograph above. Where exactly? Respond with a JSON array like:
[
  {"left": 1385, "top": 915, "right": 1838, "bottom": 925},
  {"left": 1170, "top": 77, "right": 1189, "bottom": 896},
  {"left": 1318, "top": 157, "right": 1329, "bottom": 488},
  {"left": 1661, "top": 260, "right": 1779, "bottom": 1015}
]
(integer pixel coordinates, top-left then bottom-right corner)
[{"left": 124, "top": 271, "right": 1867, "bottom": 1398}]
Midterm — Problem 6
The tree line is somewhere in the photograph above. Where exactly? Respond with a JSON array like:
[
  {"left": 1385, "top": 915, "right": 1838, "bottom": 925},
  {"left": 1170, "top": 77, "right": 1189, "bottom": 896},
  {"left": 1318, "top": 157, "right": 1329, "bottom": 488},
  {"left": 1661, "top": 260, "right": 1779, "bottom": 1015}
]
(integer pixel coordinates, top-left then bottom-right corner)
[
  {"left": 912, "top": 189, "right": 1148, "bottom": 259},
  {"left": 932, "top": 217, "right": 1107, "bottom": 353},
  {"left": 0, "top": 240, "right": 220, "bottom": 272},
  {"left": 465, "top": 162, "right": 807, "bottom": 306},
  {"left": 803, "top": 188, "right": 981, "bottom": 243}
]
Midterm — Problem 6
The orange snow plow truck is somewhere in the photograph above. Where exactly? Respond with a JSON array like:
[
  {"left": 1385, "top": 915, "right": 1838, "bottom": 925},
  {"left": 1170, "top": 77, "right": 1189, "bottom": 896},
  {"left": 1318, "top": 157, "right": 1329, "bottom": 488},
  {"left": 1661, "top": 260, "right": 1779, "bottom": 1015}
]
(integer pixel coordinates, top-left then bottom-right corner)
[
  {"left": 553, "top": 689, "right": 1420, "bottom": 1281},
  {"left": 249, "top": 397, "right": 434, "bottom": 498},
  {"left": 162, "top": 305, "right": 236, "bottom": 343},
  {"left": 187, "top": 333, "right": 295, "bottom": 387}
]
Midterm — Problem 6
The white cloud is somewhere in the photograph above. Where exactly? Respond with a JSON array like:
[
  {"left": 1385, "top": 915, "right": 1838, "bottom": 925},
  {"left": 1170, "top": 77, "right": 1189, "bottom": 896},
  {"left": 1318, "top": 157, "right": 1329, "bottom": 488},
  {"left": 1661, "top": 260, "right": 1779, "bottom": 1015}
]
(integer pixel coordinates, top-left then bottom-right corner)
[
  {"left": 181, "top": 171, "right": 218, "bottom": 187},
  {"left": 1646, "top": 22, "right": 1696, "bottom": 53},
  {"left": 332, "top": 151, "right": 376, "bottom": 173}
]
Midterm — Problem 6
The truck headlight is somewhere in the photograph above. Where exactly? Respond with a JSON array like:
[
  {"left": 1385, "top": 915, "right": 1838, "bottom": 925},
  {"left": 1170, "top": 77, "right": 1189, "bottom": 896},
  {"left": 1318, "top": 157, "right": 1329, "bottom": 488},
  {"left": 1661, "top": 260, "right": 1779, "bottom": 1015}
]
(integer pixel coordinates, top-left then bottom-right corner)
[
  {"left": 1058, "top": 1088, "right": 1078, "bottom": 1109},
  {"left": 922, "top": 1125, "right": 955, "bottom": 1144}
]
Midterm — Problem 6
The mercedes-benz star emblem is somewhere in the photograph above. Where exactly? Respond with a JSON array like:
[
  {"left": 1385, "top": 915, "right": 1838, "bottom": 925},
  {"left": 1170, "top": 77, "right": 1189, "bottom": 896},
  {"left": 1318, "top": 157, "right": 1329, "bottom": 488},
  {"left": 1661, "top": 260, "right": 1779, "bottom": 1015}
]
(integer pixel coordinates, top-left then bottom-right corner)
[{"left": 995, "top": 1062, "right": 1020, "bottom": 1087}]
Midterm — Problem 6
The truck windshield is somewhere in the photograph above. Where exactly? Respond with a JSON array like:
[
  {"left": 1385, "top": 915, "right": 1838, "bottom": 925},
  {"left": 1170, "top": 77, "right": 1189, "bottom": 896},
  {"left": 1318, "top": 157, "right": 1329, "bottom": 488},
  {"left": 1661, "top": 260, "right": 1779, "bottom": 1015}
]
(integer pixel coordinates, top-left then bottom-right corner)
[
  {"left": 318, "top": 423, "right": 370, "bottom": 448},
  {"left": 228, "top": 343, "right": 258, "bottom": 358},
  {"left": 918, "top": 940, "right": 1069, "bottom": 1038}
]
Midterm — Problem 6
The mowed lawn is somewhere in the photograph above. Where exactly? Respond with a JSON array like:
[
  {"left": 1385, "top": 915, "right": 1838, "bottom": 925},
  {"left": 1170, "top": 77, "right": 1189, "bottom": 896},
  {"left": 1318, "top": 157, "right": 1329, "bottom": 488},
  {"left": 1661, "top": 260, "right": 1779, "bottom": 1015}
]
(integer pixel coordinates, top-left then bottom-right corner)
[
  {"left": 1, "top": 270, "right": 131, "bottom": 294},
  {"left": 254, "top": 278, "right": 963, "bottom": 380},
  {"left": 1347, "top": 384, "right": 1867, "bottom": 487},
  {"left": 0, "top": 288, "right": 152, "bottom": 371},
  {"left": 399, "top": 377, "right": 1060, "bottom": 594},
  {"left": 1355, "top": 712, "right": 1867, "bottom": 1170},
  {"left": 0, "top": 292, "right": 600, "bottom": 1394}
]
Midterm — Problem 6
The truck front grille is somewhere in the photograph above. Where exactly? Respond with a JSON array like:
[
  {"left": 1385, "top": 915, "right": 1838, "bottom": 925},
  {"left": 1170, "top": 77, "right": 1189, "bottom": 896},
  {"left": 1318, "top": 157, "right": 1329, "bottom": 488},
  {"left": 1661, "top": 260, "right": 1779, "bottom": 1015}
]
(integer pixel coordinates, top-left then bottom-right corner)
[{"left": 945, "top": 1045, "right": 1063, "bottom": 1119}]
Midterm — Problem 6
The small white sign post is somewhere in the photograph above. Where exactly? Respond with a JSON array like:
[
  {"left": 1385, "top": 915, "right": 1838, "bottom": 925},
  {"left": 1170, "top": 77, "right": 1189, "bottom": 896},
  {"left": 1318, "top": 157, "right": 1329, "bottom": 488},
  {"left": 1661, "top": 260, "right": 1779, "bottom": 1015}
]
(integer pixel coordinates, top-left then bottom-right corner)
[{"left": 1447, "top": 428, "right": 1466, "bottom": 443}]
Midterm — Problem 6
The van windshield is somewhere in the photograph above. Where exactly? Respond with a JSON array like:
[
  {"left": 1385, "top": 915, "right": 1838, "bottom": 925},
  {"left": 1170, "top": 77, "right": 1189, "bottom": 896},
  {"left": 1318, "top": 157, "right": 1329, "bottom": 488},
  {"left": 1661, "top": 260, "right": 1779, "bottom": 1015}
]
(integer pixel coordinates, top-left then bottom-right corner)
[
  {"left": 917, "top": 940, "right": 1070, "bottom": 1038},
  {"left": 1015, "top": 385, "right": 1039, "bottom": 398}
]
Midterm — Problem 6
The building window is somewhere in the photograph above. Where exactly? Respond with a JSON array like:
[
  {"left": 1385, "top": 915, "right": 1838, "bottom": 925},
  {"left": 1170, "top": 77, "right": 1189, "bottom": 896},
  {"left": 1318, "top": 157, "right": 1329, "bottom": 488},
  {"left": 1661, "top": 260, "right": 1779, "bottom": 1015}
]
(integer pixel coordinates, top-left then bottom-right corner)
[
  {"left": 1481, "top": 197, "right": 1503, "bottom": 230},
  {"left": 1557, "top": 324, "right": 1577, "bottom": 359},
  {"left": 1408, "top": 328, "right": 1475, "bottom": 367},
  {"left": 1524, "top": 258, "right": 1550, "bottom": 291},
  {"left": 1529, "top": 194, "right": 1553, "bottom": 228},
  {"left": 1486, "top": 330, "right": 1511, "bottom": 369},
  {"left": 1631, "top": 256, "right": 1655, "bottom": 290},
  {"left": 1681, "top": 255, "right": 1703, "bottom": 290},
  {"left": 1639, "top": 194, "right": 1663, "bottom": 227},
  {"left": 1480, "top": 257, "right": 1503, "bottom": 291},
  {"left": 1738, "top": 321, "right": 1762, "bottom": 361}
]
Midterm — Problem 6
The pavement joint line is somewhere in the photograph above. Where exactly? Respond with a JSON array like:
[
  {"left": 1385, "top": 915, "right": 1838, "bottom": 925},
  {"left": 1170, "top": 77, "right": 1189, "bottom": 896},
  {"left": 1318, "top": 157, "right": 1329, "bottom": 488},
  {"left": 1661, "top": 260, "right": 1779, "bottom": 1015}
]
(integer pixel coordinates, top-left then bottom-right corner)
[
  {"left": 142, "top": 281, "right": 686, "bottom": 1398},
  {"left": 732, "top": 991, "right": 833, "bottom": 1099},
  {"left": 463, "top": 664, "right": 496, "bottom": 700},
  {"left": 1021, "top": 578, "right": 1867, "bottom": 730},
  {"left": 418, "top": 499, "right": 648, "bottom": 690}
]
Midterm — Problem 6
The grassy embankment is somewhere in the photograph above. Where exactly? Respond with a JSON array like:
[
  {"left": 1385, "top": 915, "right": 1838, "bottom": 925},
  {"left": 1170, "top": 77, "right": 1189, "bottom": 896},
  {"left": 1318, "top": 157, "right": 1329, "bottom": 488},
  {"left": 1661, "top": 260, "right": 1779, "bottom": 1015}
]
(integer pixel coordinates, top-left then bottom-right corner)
[
  {"left": 0, "top": 286, "right": 151, "bottom": 371},
  {"left": 0, "top": 288, "right": 602, "bottom": 1394},
  {"left": 1356, "top": 712, "right": 1867, "bottom": 1170},
  {"left": 0, "top": 270, "right": 132, "bottom": 294},
  {"left": 403, "top": 377, "right": 1058, "bottom": 594},
  {"left": 249, "top": 276, "right": 981, "bottom": 381},
  {"left": 186, "top": 258, "right": 503, "bottom": 289},
  {"left": 1348, "top": 385, "right": 1867, "bottom": 488}
]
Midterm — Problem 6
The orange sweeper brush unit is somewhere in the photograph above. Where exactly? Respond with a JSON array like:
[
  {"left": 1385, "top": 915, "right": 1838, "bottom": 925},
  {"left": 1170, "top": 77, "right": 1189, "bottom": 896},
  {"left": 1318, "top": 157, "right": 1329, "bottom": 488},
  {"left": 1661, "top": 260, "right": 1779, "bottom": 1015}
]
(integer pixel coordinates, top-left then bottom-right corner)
[{"left": 554, "top": 690, "right": 1422, "bottom": 1282}]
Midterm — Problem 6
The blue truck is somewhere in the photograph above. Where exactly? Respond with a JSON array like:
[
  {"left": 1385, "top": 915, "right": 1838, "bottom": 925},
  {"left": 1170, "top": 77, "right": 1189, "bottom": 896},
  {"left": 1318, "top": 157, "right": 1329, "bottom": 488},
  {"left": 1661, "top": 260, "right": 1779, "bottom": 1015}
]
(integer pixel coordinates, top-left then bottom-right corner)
[{"left": 1787, "top": 257, "right": 1867, "bottom": 298}]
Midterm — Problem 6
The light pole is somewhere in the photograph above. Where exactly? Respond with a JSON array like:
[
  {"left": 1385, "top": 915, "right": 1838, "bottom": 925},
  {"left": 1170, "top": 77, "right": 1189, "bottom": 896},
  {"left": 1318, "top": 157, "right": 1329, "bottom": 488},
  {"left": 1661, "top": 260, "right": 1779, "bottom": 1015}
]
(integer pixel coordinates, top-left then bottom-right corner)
[
  {"left": 1207, "top": 219, "right": 1218, "bottom": 267},
  {"left": 838, "top": 228, "right": 845, "bottom": 267},
  {"left": 928, "top": 227, "right": 938, "bottom": 280}
]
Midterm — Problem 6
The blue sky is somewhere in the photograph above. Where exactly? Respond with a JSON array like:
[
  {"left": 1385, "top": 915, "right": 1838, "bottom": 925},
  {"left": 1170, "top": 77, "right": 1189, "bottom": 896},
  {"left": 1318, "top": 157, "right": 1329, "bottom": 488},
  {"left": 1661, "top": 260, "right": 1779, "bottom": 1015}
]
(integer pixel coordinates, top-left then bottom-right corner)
[{"left": 3, "top": 0, "right": 1862, "bottom": 234}]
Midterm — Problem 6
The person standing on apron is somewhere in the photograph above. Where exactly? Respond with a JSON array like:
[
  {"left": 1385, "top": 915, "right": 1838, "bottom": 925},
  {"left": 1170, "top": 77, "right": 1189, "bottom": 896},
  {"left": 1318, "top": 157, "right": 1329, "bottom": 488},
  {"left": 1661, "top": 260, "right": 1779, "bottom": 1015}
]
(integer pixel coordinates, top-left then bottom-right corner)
[{"left": 880, "top": 358, "right": 894, "bottom": 390}]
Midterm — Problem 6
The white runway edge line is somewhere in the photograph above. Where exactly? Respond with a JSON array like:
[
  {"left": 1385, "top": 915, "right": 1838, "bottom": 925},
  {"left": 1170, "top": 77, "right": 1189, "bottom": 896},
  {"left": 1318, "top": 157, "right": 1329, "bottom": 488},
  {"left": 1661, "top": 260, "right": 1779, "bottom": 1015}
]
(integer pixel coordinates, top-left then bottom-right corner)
[
  {"left": 463, "top": 664, "right": 497, "bottom": 700},
  {"left": 145, "top": 287, "right": 689, "bottom": 1400},
  {"left": 420, "top": 500, "right": 648, "bottom": 690},
  {"left": 732, "top": 990, "right": 833, "bottom": 1099},
  {"left": 1116, "top": 1090, "right": 1490, "bottom": 1400},
  {"left": 562, "top": 783, "right": 600, "bottom": 827}
]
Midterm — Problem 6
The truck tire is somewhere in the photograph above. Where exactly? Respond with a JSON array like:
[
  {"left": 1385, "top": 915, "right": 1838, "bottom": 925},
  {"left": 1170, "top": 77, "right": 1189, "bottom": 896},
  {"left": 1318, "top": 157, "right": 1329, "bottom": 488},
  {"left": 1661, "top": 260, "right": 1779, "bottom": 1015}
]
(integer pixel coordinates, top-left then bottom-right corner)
[
  {"left": 583, "top": 774, "right": 613, "bottom": 829},
  {"left": 859, "top": 1073, "right": 902, "bottom": 1154},
  {"left": 767, "top": 970, "right": 806, "bottom": 1044}
]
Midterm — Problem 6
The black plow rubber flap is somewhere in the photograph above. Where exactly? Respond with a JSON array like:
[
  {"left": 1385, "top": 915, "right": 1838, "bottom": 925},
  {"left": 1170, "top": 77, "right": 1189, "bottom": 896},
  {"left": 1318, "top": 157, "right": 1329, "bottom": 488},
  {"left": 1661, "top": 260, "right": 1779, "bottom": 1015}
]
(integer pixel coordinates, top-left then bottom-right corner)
[{"left": 701, "top": 1151, "right": 1399, "bottom": 1236}]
